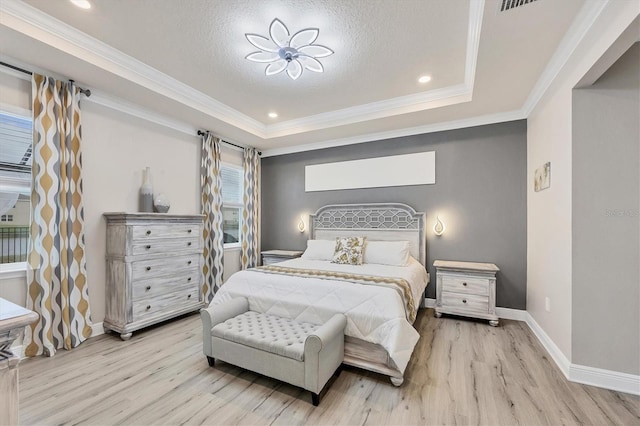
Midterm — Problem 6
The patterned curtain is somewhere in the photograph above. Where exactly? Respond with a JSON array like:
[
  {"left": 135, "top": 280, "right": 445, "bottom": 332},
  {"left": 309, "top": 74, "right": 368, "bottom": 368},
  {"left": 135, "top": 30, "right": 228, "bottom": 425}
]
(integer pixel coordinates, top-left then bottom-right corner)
[
  {"left": 24, "top": 74, "right": 92, "bottom": 357},
  {"left": 241, "top": 148, "right": 260, "bottom": 269},
  {"left": 200, "top": 132, "right": 224, "bottom": 303}
]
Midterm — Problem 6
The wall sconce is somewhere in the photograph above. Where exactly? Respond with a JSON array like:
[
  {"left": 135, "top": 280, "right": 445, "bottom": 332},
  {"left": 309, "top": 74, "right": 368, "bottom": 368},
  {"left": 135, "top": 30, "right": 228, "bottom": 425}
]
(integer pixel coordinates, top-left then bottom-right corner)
[
  {"left": 297, "top": 215, "right": 306, "bottom": 233},
  {"left": 433, "top": 216, "right": 445, "bottom": 236}
]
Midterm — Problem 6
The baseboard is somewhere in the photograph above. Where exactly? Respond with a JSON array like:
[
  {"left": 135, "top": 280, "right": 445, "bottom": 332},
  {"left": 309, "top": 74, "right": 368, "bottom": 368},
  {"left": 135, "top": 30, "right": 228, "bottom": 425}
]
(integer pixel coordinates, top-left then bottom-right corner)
[
  {"left": 524, "top": 313, "right": 571, "bottom": 378},
  {"left": 570, "top": 363, "right": 640, "bottom": 395},
  {"left": 525, "top": 313, "right": 639, "bottom": 396}
]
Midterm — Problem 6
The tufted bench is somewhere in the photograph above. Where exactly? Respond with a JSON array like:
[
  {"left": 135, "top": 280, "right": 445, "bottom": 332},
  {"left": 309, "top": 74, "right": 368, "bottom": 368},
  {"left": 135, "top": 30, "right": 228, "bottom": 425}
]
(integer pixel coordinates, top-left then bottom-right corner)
[{"left": 200, "top": 297, "right": 346, "bottom": 406}]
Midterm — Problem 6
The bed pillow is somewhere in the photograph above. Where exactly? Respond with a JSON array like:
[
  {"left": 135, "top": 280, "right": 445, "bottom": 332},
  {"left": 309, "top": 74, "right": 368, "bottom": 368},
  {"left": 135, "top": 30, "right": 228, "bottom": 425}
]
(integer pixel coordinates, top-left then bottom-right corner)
[
  {"left": 363, "top": 240, "right": 411, "bottom": 266},
  {"left": 301, "top": 239, "right": 336, "bottom": 261},
  {"left": 332, "top": 236, "right": 366, "bottom": 265}
]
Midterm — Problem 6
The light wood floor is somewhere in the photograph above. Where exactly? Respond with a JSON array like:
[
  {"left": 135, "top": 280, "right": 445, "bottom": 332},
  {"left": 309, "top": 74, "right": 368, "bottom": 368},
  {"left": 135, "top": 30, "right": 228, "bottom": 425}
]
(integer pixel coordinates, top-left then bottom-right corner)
[{"left": 18, "top": 309, "right": 639, "bottom": 425}]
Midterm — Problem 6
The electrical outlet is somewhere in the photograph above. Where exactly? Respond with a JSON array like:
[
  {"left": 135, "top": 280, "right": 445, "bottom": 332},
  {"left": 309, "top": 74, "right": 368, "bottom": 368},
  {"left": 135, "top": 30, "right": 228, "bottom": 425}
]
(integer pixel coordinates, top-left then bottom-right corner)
[{"left": 545, "top": 297, "right": 551, "bottom": 312}]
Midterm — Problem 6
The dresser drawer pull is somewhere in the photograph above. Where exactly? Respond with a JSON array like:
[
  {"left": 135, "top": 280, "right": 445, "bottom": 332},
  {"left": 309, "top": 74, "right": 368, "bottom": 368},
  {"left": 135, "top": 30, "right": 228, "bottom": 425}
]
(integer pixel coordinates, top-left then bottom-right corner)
[
  {"left": 462, "top": 282, "right": 467, "bottom": 286},
  {"left": 145, "top": 245, "right": 151, "bottom": 249},
  {"left": 188, "top": 229, "right": 192, "bottom": 234},
  {"left": 187, "top": 294, "right": 192, "bottom": 299},
  {"left": 146, "top": 266, "right": 151, "bottom": 271},
  {"left": 187, "top": 242, "right": 192, "bottom": 246},
  {"left": 188, "top": 260, "right": 192, "bottom": 265},
  {"left": 187, "top": 277, "right": 192, "bottom": 281},
  {"left": 146, "top": 305, "right": 151, "bottom": 310},
  {"left": 145, "top": 285, "right": 151, "bottom": 291},
  {"left": 462, "top": 299, "right": 467, "bottom": 304},
  {"left": 146, "top": 230, "right": 151, "bottom": 235}
]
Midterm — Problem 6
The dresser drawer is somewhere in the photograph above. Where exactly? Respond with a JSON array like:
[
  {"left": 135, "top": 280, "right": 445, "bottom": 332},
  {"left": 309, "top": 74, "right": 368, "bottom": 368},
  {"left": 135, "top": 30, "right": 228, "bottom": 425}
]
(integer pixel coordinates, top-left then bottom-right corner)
[
  {"left": 441, "top": 275, "right": 489, "bottom": 296},
  {"left": 132, "top": 224, "right": 200, "bottom": 241},
  {"left": 132, "top": 268, "right": 201, "bottom": 299},
  {"left": 131, "top": 237, "right": 200, "bottom": 256},
  {"left": 132, "top": 286, "right": 200, "bottom": 321},
  {"left": 441, "top": 292, "right": 489, "bottom": 315},
  {"left": 132, "top": 254, "right": 200, "bottom": 279}
]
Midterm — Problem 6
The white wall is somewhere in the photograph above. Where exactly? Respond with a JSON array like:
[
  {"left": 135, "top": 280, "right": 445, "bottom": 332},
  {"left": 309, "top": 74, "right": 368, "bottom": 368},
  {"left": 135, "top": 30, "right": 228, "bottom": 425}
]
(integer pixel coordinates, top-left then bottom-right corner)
[
  {"left": 0, "top": 72, "right": 243, "bottom": 326},
  {"left": 527, "top": 1, "right": 639, "bottom": 363}
]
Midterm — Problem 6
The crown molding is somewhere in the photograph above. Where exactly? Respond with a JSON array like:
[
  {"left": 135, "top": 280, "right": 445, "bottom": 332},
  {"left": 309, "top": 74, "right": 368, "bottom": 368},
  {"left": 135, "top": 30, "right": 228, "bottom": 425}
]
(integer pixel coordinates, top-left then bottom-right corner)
[
  {"left": 0, "top": 0, "right": 267, "bottom": 138},
  {"left": 521, "top": 0, "right": 609, "bottom": 116},
  {"left": 266, "top": 84, "right": 472, "bottom": 138},
  {"left": 0, "top": 0, "right": 483, "bottom": 140},
  {"left": 261, "top": 109, "right": 525, "bottom": 157}
]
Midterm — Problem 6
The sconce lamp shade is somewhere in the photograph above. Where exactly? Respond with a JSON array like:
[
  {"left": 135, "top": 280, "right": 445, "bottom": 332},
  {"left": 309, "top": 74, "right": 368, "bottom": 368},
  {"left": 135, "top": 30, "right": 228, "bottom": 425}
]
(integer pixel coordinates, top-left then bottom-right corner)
[{"left": 433, "top": 216, "right": 445, "bottom": 236}]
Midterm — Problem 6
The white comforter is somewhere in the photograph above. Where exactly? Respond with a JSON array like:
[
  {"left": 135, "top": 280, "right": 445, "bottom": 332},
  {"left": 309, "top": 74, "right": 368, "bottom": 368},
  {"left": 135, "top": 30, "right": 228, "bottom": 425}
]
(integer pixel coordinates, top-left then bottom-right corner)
[{"left": 210, "top": 257, "right": 429, "bottom": 374}]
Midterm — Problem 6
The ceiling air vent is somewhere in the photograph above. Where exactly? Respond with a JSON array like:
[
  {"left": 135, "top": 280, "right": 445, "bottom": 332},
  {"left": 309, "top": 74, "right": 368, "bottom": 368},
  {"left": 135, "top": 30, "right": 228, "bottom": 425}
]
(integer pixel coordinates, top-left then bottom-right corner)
[{"left": 500, "top": 0, "right": 538, "bottom": 12}]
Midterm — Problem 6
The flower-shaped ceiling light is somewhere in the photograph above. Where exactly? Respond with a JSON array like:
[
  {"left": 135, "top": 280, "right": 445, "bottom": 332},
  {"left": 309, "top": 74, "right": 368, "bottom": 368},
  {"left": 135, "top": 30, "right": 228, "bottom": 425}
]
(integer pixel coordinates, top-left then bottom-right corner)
[{"left": 245, "top": 18, "right": 334, "bottom": 81}]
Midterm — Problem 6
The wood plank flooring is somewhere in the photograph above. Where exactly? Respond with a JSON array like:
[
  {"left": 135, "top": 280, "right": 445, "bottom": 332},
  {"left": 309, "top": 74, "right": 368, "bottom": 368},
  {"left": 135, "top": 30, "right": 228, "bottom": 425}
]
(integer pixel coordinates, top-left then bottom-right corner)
[{"left": 18, "top": 309, "right": 639, "bottom": 425}]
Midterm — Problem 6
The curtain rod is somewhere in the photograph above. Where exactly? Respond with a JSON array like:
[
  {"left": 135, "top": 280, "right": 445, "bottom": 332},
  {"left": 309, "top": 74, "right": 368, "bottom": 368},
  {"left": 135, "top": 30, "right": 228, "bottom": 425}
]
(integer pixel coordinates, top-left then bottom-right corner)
[
  {"left": 197, "top": 130, "right": 261, "bottom": 155},
  {"left": 0, "top": 61, "right": 92, "bottom": 97}
]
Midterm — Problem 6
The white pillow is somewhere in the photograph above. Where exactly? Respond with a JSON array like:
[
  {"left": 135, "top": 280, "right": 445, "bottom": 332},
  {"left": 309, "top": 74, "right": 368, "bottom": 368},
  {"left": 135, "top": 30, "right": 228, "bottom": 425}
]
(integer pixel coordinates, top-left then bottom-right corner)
[
  {"left": 363, "top": 240, "right": 411, "bottom": 266},
  {"left": 301, "top": 239, "right": 336, "bottom": 261}
]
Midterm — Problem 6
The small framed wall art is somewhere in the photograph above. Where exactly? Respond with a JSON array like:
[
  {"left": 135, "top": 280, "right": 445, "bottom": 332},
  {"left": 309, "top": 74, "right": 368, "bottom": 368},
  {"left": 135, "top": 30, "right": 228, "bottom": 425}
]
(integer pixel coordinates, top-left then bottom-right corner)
[{"left": 534, "top": 162, "right": 551, "bottom": 192}]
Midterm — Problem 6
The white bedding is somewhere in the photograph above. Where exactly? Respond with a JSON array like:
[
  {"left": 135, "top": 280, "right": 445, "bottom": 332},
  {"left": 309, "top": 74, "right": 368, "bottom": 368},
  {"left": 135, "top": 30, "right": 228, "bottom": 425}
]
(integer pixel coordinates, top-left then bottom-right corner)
[{"left": 210, "top": 257, "right": 429, "bottom": 374}]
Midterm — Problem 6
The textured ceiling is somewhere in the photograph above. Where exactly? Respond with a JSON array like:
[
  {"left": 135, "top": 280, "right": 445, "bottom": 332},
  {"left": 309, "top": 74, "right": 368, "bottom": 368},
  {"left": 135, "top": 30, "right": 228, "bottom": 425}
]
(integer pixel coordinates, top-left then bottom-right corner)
[{"left": 2, "top": 0, "right": 587, "bottom": 152}]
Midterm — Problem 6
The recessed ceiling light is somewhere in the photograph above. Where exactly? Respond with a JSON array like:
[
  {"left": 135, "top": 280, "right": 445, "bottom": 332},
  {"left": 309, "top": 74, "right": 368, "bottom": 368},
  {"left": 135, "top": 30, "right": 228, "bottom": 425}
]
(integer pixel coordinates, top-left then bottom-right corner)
[
  {"left": 418, "top": 75, "right": 432, "bottom": 84},
  {"left": 70, "top": 0, "right": 91, "bottom": 9},
  {"left": 268, "top": 112, "right": 278, "bottom": 119}
]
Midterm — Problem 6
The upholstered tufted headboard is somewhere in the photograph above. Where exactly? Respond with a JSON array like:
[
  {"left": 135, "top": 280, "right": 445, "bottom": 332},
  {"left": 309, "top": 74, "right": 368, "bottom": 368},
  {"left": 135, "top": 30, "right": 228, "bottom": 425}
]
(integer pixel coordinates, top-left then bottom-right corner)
[{"left": 309, "top": 203, "right": 427, "bottom": 266}]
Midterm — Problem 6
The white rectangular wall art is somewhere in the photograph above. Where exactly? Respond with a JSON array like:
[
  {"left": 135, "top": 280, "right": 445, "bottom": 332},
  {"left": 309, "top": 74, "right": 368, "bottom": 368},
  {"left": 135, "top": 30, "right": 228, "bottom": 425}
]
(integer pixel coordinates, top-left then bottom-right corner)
[{"left": 305, "top": 151, "right": 435, "bottom": 192}]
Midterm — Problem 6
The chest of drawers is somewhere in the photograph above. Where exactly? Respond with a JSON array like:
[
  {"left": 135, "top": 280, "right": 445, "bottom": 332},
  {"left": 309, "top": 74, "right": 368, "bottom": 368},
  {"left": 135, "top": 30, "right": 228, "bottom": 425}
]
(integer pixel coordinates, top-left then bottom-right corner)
[
  {"left": 434, "top": 260, "right": 500, "bottom": 326},
  {"left": 103, "top": 213, "right": 205, "bottom": 340}
]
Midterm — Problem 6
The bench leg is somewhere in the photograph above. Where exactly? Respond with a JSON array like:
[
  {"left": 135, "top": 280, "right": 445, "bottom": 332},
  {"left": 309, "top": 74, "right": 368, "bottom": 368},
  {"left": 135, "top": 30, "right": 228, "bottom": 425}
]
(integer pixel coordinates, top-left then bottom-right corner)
[
  {"left": 311, "top": 392, "right": 320, "bottom": 406},
  {"left": 207, "top": 356, "right": 215, "bottom": 367}
]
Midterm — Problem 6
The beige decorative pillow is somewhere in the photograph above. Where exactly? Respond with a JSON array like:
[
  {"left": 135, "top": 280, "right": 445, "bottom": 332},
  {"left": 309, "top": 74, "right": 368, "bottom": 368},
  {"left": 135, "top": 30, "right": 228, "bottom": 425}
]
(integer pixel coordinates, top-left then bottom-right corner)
[{"left": 332, "top": 236, "right": 366, "bottom": 265}]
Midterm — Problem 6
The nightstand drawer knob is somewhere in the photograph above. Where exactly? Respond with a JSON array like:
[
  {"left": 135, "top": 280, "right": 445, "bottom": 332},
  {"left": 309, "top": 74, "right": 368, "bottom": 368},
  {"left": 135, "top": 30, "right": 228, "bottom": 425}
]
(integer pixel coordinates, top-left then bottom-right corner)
[
  {"left": 463, "top": 282, "right": 467, "bottom": 286},
  {"left": 146, "top": 230, "right": 151, "bottom": 235},
  {"left": 146, "top": 285, "right": 151, "bottom": 291},
  {"left": 146, "top": 266, "right": 151, "bottom": 271},
  {"left": 462, "top": 299, "right": 467, "bottom": 304}
]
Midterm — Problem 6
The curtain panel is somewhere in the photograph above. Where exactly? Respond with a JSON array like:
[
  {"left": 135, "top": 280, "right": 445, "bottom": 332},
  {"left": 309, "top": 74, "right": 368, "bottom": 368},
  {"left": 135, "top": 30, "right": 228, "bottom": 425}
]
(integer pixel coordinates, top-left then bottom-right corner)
[
  {"left": 241, "top": 148, "right": 260, "bottom": 269},
  {"left": 200, "top": 133, "right": 225, "bottom": 302},
  {"left": 25, "top": 74, "right": 93, "bottom": 357}
]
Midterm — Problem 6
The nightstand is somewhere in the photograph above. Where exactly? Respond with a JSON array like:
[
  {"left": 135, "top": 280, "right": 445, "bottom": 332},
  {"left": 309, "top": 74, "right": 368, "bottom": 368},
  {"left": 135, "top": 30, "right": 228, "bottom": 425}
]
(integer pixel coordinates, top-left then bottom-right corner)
[
  {"left": 261, "top": 250, "right": 304, "bottom": 265},
  {"left": 434, "top": 260, "right": 500, "bottom": 326}
]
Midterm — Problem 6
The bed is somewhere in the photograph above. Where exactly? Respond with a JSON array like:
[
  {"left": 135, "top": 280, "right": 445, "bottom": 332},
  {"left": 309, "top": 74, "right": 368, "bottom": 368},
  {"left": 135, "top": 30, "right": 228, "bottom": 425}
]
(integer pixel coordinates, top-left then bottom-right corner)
[{"left": 210, "top": 203, "right": 429, "bottom": 385}]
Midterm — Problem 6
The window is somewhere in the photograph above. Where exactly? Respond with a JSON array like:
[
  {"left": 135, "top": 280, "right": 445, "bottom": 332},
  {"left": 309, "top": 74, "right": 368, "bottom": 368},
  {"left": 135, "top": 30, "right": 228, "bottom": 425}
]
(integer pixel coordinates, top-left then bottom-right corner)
[
  {"left": 0, "top": 110, "right": 32, "bottom": 267},
  {"left": 220, "top": 164, "right": 243, "bottom": 248}
]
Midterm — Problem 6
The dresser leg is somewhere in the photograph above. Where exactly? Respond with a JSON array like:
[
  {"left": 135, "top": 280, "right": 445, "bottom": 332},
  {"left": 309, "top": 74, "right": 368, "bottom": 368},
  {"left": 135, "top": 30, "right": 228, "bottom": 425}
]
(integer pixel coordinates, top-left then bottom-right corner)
[
  {"left": 120, "top": 333, "right": 132, "bottom": 341},
  {"left": 489, "top": 320, "right": 499, "bottom": 327}
]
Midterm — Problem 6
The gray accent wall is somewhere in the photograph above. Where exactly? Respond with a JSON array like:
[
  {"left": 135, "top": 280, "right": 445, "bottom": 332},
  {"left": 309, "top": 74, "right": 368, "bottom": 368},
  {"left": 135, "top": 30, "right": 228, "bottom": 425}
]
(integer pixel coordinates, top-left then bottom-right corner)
[
  {"left": 572, "top": 43, "right": 639, "bottom": 375},
  {"left": 261, "top": 121, "right": 527, "bottom": 309}
]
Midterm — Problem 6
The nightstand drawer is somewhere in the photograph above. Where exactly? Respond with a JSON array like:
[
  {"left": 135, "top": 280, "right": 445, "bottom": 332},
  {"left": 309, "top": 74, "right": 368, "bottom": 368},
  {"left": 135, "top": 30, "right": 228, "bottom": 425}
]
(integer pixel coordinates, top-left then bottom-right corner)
[
  {"left": 441, "top": 292, "right": 489, "bottom": 315},
  {"left": 441, "top": 275, "right": 489, "bottom": 296}
]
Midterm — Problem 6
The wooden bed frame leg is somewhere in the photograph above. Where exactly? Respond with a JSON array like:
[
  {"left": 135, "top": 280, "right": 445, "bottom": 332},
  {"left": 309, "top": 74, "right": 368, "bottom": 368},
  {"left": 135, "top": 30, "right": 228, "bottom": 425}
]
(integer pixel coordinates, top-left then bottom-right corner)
[
  {"left": 390, "top": 376, "right": 404, "bottom": 387},
  {"left": 311, "top": 392, "right": 320, "bottom": 406},
  {"left": 207, "top": 356, "right": 215, "bottom": 367}
]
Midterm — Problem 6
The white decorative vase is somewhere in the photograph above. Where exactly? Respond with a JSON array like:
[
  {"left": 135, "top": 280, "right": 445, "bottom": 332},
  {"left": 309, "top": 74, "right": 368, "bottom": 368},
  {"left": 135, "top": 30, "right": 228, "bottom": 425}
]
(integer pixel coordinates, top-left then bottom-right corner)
[
  {"left": 154, "top": 193, "right": 170, "bottom": 213},
  {"left": 139, "top": 167, "right": 153, "bottom": 213}
]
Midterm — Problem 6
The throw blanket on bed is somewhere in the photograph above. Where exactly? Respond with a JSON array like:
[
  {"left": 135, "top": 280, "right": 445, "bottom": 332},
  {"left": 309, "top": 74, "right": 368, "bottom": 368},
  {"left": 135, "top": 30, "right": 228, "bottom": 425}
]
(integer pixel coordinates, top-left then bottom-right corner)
[{"left": 252, "top": 265, "right": 416, "bottom": 322}]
